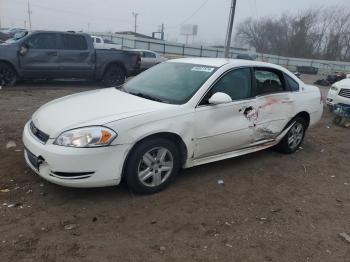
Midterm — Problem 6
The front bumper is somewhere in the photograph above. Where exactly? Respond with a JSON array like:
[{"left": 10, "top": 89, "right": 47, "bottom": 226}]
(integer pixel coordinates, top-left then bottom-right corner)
[
  {"left": 326, "top": 90, "right": 350, "bottom": 107},
  {"left": 22, "top": 121, "right": 130, "bottom": 188}
]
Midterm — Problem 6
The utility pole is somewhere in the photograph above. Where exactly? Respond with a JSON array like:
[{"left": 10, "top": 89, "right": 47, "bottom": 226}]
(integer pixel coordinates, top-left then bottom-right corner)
[
  {"left": 27, "top": 0, "right": 32, "bottom": 30},
  {"left": 224, "top": 0, "right": 237, "bottom": 58},
  {"left": 161, "top": 23, "right": 164, "bottom": 40},
  {"left": 132, "top": 12, "right": 139, "bottom": 33},
  {"left": 87, "top": 22, "right": 90, "bottom": 32}
]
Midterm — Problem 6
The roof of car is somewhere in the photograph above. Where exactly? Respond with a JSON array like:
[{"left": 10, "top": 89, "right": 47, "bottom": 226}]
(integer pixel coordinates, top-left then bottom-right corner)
[{"left": 170, "top": 57, "right": 281, "bottom": 69}]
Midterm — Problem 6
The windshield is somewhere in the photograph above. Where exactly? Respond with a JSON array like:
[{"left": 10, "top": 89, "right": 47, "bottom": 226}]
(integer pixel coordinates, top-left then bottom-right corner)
[
  {"left": 122, "top": 62, "right": 217, "bottom": 104},
  {"left": 4, "top": 31, "right": 28, "bottom": 44}
]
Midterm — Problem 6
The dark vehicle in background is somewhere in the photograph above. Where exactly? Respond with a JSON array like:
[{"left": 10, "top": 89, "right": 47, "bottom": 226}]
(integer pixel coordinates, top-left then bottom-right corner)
[
  {"left": 236, "top": 54, "right": 255, "bottom": 60},
  {"left": 296, "top": 66, "right": 318, "bottom": 75},
  {"left": 0, "top": 31, "right": 141, "bottom": 86}
]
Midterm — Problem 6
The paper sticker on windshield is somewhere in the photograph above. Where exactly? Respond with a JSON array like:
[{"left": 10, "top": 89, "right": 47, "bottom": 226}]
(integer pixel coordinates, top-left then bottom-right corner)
[{"left": 191, "top": 66, "right": 215, "bottom": 73}]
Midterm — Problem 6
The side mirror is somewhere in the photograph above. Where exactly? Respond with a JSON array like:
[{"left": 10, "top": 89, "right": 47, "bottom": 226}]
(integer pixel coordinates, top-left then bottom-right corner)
[
  {"left": 208, "top": 92, "right": 232, "bottom": 105},
  {"left": 19, "top": 43, "right": 29, "bottom": 56}
]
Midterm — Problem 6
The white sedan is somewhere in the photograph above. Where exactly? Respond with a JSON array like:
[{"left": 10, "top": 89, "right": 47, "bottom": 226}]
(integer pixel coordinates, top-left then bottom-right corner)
[
  {"left": 23, "top": 58, "right": 323, "bottom": 194},
  {"left": 326, "top": 74, "right": 350, "bottom": 110},
  {"left": 130, "top": 49, "right": 167, "bottom": 70}
]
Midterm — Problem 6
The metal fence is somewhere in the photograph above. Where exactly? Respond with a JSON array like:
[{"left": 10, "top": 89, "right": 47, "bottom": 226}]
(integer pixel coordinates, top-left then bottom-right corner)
[{"left": 95, "top": 33, "right": 350, "bottom": 74}]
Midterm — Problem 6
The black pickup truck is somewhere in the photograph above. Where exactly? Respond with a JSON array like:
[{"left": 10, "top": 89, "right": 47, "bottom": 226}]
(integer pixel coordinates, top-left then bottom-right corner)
[{"left": 0, "top": 31, "right": 141, "bottom": 86}]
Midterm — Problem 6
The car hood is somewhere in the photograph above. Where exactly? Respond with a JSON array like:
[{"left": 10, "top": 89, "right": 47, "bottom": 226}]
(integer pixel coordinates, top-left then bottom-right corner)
[
  {"left": 32, "top": 88, "right": 174, "bottom": 137},
  {"left": 334, "top": 78, "right": 350, "bottom": 89}
]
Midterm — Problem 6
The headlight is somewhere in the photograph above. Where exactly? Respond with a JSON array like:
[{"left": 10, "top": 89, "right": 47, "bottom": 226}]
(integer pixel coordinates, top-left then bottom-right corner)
[
  {"left": 330, "top": 86, "right": 339, "bottom": 91},
  {"left": 54, "top": 126, "right": 117, "bottom": 148}
]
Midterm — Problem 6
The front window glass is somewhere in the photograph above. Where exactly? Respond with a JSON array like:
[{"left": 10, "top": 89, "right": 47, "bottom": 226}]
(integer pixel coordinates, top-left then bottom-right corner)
[
  {"left": 122, "top": 62, "right": 217, "bottom": 104},
  {"left": 27, "top": 33, "right": 57, "bottom": 49},
  {"left": 211, "top": 68, "right": 252, "bottom": 100}
]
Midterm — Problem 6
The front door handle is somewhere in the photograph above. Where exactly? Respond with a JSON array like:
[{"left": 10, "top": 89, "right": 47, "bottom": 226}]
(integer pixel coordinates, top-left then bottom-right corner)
[{"left": 46, "top": 51, "right": 58, "bottom": 56}]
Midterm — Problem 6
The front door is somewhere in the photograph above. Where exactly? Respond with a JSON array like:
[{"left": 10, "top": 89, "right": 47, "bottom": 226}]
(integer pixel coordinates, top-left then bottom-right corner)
[
  {"left": 194, "top": 68, "right": 255, "bottom": 159},
  {"left": 19, "top": 32, "right": 59, "bottom": 78}
]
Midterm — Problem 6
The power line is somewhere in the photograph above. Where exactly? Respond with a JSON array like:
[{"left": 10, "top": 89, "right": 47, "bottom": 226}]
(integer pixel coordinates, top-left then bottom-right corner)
[{"left": 168, "top": 0, "right": 210, "bottom": 28}]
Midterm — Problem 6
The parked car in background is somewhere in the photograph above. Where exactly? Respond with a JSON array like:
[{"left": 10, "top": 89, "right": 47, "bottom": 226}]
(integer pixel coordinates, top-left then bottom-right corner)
[
  {"left": 129, "top": 49, "right": 167, "bottom": 70},
  {"left": 23, "top": 58, "right": 323, "bottom": 194},
  {"left": 236, "top": 54, "right": 255, "bottom": 60},
  {"left": 91, "top": 35, "right": 122, "bottom": 50},
  {"left": 296, "top": 66, "right": 318, "bottom": 75},
  {"left": 326, "top": 74, "right": 350, "bottom": 110},
  {"left": 0, "top": 31, "right": 141, "bottom": 86}
]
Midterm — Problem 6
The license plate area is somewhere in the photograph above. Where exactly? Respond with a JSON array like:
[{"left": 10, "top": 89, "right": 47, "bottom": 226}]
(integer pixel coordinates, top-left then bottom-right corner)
[{"left": 26, "top": 149, "right": 41, "bottom": 171}]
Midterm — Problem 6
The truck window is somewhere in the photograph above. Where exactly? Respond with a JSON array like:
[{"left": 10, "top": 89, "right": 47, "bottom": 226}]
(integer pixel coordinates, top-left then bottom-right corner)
[
  {"left": 61, "top": 34, "right": 88, "bottom": 50},
  {"left": 95, "top": 37, "right": 101, "bottom": 44},
  {"left": 144, "top": 52, "right": 156, "bottom": 58},
  {"left": 26, "top": 33, "right": 57, "bottom": 49}
]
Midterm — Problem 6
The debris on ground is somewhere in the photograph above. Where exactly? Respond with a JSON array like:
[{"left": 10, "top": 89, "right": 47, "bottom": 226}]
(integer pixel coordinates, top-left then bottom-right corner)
[
  {"left": 217, "top": 180, "right": 224, "bottom": 185},
  {"left": 5, "top": 141, "right": 16, "bottom": 149},
  {"left": 0, "top": 189, "right": 10, "bottom": 193},
  {"left": 159, "top": 246, "right": 166, "bottom": 251},
  {"left": 64, "top": 224, "right": 78, "bottom": 230},
  {"left": 271, "top": 208, "right": 282, "bottom": 213},
  {"left": 92, "top": 217, "right": 98, "bottom": 222},
  {"left": 338, "top": 232, "right": 350, "bottom": 244},
  {"left": 7, "top": 203, "right": 22, "bottom": 208}
]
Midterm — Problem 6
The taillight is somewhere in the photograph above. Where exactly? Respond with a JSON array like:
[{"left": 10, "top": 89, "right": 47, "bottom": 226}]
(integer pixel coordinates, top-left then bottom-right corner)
[{"left": 319, "top": 88, "right": 324, "bottom": 103}]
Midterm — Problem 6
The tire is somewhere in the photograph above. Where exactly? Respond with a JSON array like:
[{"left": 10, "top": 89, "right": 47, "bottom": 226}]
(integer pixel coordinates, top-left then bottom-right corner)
[
  {"left": 275, "top": 117, "right": 307, "bottom": 154},
  {"left": 101, "top": 65, "right": 126, "bottom": 87},
  {"left": 125, "top": 138, "right": 181, "bottom": 194},
  {"left": 0, "top": 62, "right": 17, "bottom": 87}
]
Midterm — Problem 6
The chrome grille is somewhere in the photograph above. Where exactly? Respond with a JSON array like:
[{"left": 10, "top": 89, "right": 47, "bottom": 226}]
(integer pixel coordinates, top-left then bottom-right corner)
[
  {"left": 339, "top": 89, "right": 350, "bottom": 99},
  {"left": 30, "top": 121, "right": 49, "bottom": 143}
]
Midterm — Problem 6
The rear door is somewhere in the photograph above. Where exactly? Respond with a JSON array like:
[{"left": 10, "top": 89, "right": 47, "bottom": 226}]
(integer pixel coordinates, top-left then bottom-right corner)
[
  {"left": 252, "top": 68, "right": 295, "bottom": 142},
  {"left": 19, "top": 32, "right": 59, "bottom": 77},
  {"left": 57, "top": 33, "right": 94, "bottom": 78}
]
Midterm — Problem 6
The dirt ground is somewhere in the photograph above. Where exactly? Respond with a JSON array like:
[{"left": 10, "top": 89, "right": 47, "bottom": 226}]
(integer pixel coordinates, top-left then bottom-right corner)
[{"left": 0, "top": 77, "right": 349, "bottom": 262}]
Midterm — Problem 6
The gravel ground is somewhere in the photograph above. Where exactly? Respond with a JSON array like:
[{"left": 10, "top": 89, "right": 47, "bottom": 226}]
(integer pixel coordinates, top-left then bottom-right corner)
[{"left": 0, "top": 77, "right": 349, "bottom": 262}]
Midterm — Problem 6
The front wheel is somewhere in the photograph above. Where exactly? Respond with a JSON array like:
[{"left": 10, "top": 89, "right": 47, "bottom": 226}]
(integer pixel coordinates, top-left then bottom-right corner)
[
  {"left": 0, "top": 62, "right": 17, "bottom": 87},
  {"left": 275, "top": 117, "right": 307, "bottom": 154},
  {"left": 101, "top": 65, "right": 126, "bottom": 87},
  {"left": 125, "top": 138, "right": 180, "bottom": 194}
]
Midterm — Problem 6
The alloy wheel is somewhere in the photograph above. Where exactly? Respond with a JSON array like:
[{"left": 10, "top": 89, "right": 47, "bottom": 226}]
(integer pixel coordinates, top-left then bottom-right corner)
[{"left": 137, "top": 147, "right": 174, "bottom": 187}]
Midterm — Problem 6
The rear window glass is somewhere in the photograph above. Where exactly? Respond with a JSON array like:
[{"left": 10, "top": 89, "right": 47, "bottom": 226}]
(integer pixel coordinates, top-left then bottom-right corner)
[
  {"left": 61, "top": 34, "right": 88, "bottom": 50},
  {"left": 285, "top": 74, "right": 300, "bottom": 91}
]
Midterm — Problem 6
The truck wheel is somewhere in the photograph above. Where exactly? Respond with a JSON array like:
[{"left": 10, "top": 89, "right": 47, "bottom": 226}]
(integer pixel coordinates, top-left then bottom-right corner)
[
  {"left": 275, "top": 117, "right": 307, "bottom": 154},
  {"left": 125, "top": 138, "right": 180, "bottom": 194},
  {"left": 101, "top": 65, "right": 126, "bottom": 87},
  {"left": 0, "top": 62, "right": 17, "bottom": 87}
]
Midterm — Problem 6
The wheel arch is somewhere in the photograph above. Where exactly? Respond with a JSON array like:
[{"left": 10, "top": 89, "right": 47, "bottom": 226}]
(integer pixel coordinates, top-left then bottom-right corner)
[
  {"left": 285, "top": 111, "right": 311, "bottom": 130},
  {"left": 121, "top": 132, "right": 188, "bottom": 181},
  {"left": 102, "top": 61, "right": 126, "bottom": 76},
  {"left": 0, "top": 60, "right": 19, "bottom": 77}
]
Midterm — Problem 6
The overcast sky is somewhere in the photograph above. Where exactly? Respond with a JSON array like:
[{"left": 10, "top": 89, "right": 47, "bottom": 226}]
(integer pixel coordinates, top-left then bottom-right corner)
[{"left": 1, "top": 0, "right": 350, "bottom": 44}]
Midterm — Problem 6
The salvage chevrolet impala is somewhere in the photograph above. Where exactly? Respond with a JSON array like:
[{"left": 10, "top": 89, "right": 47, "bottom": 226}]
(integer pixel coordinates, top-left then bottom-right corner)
[{"left": 23, "top": 58, "right": 323, "bottom": 194}]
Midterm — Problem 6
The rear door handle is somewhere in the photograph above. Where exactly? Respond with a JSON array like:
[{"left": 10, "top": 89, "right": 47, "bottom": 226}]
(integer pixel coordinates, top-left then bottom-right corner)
[
  {"left": 46, "top": 51, "right": 58, "bottom": 56},
  {"left": 282, "top": 98, "right": 294, "bottom": 103}
]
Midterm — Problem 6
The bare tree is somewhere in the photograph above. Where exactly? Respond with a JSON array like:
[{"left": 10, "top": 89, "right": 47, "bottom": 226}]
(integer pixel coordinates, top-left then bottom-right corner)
[{"left": 236, "top": 6, "right": 350, "bottom": 62}]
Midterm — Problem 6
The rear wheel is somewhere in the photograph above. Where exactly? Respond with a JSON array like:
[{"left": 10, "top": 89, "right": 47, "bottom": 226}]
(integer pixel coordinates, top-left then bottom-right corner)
[
  {"left": 125, "top": 138, "right": 180, "bottom": 194},
  {"left": 101, "top": 65, "right": 126, "bottom": 87},
  {"left": 0, "top": 62, "right": 17, "bottom": 87},
  {"left": 275, "top": 117, "right": 307, "bottom": 154}
]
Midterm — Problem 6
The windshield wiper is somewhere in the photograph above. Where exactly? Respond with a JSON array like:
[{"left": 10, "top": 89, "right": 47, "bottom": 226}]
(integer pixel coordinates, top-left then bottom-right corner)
[{"left": 129, "top": 92, "right": 165, "bottom": 103}]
